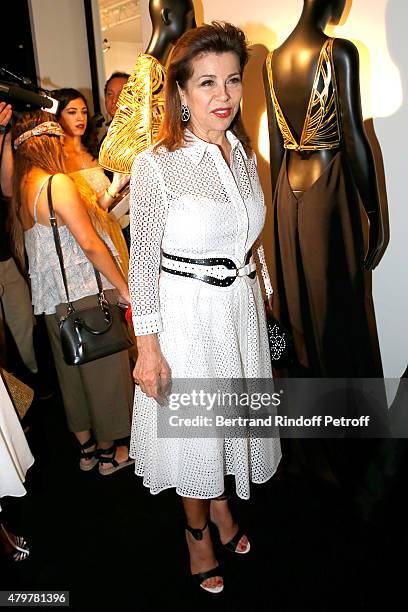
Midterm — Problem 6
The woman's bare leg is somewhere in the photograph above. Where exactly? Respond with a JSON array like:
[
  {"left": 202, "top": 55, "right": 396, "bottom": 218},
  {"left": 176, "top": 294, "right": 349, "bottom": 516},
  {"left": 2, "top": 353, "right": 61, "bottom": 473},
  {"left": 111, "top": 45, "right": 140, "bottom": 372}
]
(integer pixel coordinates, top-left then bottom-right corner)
[{"left": 210, "top": 495, "right": 248, "bottom": 552}]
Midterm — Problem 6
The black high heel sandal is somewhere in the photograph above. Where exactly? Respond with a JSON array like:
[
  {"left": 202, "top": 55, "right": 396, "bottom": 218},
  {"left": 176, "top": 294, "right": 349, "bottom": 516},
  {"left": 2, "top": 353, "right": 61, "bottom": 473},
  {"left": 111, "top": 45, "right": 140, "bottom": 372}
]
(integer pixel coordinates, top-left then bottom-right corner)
[
  {"left": 79, "top": 435, "right": 98, "bottom": 471},
  {"left": 185, "top": 521, "right": 224, "bottom": 594},
  {"left": 211, "top": 494, "right": 251, "bottom": 554},
  {"left": 0, "top": 523, "right": 30, "bottom": 562}
]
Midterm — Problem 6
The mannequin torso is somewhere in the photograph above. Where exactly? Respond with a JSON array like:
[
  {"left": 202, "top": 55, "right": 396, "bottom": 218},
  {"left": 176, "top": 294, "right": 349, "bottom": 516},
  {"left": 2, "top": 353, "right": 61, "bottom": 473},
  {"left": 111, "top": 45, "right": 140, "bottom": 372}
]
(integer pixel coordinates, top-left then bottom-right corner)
[
  {"left": 266, "top": 32, "right": 338, "bottom": 191},
  {"left": 264, "top": 0, "right": 384, "bottom": 268}
]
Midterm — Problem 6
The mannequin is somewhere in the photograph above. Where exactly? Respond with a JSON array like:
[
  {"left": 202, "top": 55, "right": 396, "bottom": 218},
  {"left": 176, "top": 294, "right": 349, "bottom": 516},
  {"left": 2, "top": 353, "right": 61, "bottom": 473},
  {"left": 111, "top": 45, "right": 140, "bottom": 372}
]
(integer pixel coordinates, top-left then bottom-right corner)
[
  {"left": 263, "top": 0, "right": 385, "bottom": 377},
  {"left": 146, "top": 0, "right": 196, "bottom": 64},
  {"left": 99, "top": 0, "right": 196, "bottom": 173},
  {"left": 263, "top": 0, "right": 390, "bottom": 492}
]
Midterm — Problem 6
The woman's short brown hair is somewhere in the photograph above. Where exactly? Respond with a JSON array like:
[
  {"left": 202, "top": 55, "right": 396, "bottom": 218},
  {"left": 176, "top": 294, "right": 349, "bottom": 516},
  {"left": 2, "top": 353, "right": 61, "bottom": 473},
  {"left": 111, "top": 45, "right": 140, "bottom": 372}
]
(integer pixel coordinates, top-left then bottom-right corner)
[{"left": 155, "top": 21, "right": 252, "bottom": 155}]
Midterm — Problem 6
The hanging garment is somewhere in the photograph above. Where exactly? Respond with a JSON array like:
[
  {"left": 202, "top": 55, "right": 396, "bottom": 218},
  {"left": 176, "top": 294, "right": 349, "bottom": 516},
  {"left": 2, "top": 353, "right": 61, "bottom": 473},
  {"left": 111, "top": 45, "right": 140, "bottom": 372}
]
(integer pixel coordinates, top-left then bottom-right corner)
[
  {"left": 265, "top": 38, "right": 383, "bottom": 377},
  {"left": 0, "top": 373, "right": 34, "bottom": 509},
  {"left": 99, "top": 54, "right": 166, "bottom": 174}
]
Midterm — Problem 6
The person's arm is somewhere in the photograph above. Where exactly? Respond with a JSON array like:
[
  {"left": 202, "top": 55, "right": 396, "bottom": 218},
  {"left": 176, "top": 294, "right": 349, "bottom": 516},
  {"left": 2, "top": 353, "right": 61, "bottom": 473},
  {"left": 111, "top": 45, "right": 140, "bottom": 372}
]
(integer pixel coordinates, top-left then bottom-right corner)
[
  {"left": 97, "top": 171, "right": 130, "bottom": 210},
  {"left": 0, "top": 102, "right": 13, "bottom": 197},
  {"left": 128, "top": 153, "right": 171, "bottom": 400},
  {"left": 333, "top": 38, "right": 384, "bottom": 270},
  {"left": 50, "top": 173, "right": 129, "bottom": 303}
]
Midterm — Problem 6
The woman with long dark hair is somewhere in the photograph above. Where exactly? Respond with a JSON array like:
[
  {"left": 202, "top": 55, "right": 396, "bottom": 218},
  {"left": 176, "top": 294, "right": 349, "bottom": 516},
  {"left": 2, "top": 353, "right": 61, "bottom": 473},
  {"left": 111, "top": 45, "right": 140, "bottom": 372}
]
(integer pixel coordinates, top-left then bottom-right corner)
[{"left": 53, "top": 88, "right": 129, "bottom": 277}]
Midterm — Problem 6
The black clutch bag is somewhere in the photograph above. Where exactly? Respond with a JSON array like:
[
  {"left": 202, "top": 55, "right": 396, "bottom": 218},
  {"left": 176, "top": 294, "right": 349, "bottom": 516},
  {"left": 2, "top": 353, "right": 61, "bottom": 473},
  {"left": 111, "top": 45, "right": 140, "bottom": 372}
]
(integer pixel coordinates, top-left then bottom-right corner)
[
  {"left": 266, "top": 312, "right": 295, "bottom": 369},
  {"left": 47, "top": 176, "right": 133, "bottom": 366}
]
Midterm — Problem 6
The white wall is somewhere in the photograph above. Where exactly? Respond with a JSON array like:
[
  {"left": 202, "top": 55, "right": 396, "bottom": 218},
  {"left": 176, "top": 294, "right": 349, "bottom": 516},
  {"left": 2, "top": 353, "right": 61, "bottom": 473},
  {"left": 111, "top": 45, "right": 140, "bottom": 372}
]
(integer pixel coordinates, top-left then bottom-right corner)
[
  {"left": 29, "top": 0, "right": 93, "bottom": 109},
  {"left": 103, "top": 41, "right": 143, "bottom": 77},
  {"left": 140, "top": 0, "right": 152, "bottom": 49}
]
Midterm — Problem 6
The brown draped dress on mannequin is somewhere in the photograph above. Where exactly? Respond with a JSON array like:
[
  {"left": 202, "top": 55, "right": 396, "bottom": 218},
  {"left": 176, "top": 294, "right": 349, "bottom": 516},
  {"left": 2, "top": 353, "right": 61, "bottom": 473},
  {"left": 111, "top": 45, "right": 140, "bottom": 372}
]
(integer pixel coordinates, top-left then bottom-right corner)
[{"left": 266, "top": 38, "right": 383, "bottom": 378}]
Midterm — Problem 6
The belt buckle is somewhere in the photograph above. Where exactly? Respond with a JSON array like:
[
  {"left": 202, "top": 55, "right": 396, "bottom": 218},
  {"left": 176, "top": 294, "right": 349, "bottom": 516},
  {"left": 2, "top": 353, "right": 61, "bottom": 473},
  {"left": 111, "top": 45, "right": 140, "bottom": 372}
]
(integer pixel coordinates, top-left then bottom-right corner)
[{"left": 235, "top": 263, "right": 246, "bottom": 277}]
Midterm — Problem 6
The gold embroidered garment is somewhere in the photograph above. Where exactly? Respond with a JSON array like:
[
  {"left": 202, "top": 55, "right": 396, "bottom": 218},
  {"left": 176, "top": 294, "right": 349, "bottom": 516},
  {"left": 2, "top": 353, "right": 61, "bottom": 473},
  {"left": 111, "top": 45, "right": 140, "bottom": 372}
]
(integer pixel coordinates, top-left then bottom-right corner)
[
  {"left": 99, "top": 54, "right": 166, "bottom": 174},
  {"left": 266, "top": 38, "right": 341, "bottom": 151}
]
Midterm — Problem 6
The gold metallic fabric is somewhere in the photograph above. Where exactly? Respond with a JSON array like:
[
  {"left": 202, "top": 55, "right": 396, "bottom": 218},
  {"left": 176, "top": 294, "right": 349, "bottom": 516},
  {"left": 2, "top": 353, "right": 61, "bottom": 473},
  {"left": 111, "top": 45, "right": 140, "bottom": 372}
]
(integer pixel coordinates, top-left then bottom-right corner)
[{"left": 99, "top": 54, "right": 166, "bottom": 174}]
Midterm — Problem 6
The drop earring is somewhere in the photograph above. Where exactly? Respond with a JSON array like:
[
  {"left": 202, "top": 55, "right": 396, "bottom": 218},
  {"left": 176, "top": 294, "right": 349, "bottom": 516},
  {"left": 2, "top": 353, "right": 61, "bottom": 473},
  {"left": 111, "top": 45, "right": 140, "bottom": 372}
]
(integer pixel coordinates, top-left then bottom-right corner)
[{"left": 181, "top": 104, "right": 191, "bottom": 122}]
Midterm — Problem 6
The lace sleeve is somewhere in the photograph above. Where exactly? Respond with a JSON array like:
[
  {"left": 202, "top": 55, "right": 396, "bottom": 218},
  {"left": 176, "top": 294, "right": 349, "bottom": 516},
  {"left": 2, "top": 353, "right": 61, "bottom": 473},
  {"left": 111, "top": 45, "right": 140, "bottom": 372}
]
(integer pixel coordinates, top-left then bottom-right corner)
[
  {"left": 129, "top": 152, "right": 169, "bottom": 335},
  {"left": 254, "top": 239, "right": 273, "bottom": 298}
]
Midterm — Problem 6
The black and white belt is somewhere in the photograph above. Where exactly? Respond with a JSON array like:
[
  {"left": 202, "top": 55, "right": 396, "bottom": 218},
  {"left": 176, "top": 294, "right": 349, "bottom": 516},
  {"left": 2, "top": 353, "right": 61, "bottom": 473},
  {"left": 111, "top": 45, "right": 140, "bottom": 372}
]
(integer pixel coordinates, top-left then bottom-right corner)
[{"left": 161, "top": 251, "right": 256, "bottom": 287}]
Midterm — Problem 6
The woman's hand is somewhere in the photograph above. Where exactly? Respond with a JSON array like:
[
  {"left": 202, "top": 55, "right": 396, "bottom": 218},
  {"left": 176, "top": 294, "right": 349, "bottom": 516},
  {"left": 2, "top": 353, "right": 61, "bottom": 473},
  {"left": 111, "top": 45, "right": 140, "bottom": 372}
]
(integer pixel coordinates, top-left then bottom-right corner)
[
  {"left": 0, "top": 102, "right": 12, "bottom": 128},
  {"left": 0, "top": 105, "right": 13, "bottom": 196},
  {"left": 111, "top": 172, "right": 130, "bottom": 195},
  {"left": 98, "top": 172, "right": 130, "bottom": 209},
  {"left": 134, "top": 334, "right": 171, "bottom": 404},
  {"left": 118, "top": 287, "right": 130, "bottom": 305}
]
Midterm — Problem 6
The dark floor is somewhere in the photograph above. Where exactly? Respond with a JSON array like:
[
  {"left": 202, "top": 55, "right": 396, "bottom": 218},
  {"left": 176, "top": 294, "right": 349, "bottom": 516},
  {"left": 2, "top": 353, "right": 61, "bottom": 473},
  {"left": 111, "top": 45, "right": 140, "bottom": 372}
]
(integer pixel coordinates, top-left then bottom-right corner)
[{"left": 1, "top": 323, "right": 407, "bottom": 611}]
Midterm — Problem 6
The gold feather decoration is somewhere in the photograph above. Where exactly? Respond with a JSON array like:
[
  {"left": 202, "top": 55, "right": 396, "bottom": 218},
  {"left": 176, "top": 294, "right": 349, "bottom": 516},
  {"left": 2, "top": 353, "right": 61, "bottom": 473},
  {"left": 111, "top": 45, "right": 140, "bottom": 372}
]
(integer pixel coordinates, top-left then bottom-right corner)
[{"left": 99, "top": 54, "right": 166, "bottom": 174}]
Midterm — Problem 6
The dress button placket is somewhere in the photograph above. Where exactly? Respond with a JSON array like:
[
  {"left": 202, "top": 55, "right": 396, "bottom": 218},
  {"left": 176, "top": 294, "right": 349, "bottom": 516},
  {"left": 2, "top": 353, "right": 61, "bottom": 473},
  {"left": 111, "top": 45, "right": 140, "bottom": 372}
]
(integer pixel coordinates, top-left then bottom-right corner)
[
  {"left": 231, "top": 166, "right": 249, "bottom": 263},
  {"left": 214, "top": 145, "right": 249, "bottom": 265}
]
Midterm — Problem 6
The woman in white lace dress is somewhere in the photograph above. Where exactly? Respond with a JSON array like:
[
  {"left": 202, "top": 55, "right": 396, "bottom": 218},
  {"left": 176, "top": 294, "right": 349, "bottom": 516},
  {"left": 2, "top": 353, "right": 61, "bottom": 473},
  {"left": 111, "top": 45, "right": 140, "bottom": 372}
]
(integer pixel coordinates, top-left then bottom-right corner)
[{"left": 129, "top": 22, "right": 281, "bottom": 593}]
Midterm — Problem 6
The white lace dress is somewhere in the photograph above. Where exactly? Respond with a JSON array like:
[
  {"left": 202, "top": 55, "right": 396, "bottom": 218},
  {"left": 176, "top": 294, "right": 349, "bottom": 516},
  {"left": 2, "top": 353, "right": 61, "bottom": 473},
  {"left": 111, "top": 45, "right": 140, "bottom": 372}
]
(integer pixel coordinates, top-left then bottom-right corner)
[{"left": 128, "top": 130, "right": 281, "bottom": 499}]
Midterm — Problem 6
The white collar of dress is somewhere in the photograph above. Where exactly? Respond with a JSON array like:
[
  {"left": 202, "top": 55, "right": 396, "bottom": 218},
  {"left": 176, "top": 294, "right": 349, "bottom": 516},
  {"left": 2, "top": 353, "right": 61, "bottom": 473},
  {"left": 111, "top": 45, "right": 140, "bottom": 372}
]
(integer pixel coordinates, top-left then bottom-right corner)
[{"left": 182, "top": 128, "right": 247, "bottom": 165}]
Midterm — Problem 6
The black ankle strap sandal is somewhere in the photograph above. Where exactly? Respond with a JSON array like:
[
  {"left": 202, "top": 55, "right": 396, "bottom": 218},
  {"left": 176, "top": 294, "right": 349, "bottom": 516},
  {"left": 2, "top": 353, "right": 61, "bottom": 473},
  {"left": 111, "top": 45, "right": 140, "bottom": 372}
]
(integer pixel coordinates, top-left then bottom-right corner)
[
  {"left": 97, "top": 444, "right": 116, "bottom": 463},
  {"left": 221, "top": 526, "right": 250, "bottom": 554},
  {"left": 97, "top": 445, "right": 135, "bottom": 476},
  {"left": 79, "top": 435, "right": 96, "bottom": 459},
  {"left": 185, "top": 521, "right": 224, "bottom": 594},
  {"left": 78, "top": 435, "right": 98, "bottom": 472}
]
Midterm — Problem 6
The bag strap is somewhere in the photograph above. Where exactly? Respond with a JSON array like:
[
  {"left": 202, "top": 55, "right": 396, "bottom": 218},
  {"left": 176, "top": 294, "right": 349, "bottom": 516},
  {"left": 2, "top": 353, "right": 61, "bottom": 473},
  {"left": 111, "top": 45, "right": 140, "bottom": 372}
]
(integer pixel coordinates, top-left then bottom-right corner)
[
  {"left": 93, "top": 264, "right": 104, "bottom": 296},
  {"left": 47, "top": 176, "right": 75, "bottom": 314},
  {"left": 47, "top": 175, "right": 106, "bottom": 313}
]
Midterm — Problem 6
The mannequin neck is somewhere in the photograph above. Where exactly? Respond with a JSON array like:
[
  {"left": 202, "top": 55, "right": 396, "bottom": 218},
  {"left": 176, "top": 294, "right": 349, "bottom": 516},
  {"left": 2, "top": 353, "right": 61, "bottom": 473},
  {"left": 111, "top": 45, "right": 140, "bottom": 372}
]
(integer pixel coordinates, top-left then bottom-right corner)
[
  {"left": 145, "top": 30, "right": 173, "bottom": 65},
  {"left": 296, "top": 2, "right": 332, "bottom": 34}
]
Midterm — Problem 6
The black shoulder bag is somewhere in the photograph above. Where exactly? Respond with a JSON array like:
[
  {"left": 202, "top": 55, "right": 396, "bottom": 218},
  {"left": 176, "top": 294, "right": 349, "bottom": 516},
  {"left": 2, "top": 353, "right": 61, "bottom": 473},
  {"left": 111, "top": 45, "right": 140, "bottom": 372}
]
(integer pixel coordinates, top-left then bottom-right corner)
[{"left": 47, "top": 176, "right": 133, "bottom": 365}]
